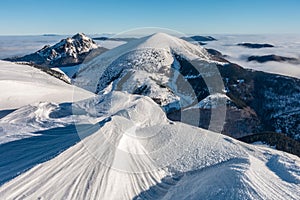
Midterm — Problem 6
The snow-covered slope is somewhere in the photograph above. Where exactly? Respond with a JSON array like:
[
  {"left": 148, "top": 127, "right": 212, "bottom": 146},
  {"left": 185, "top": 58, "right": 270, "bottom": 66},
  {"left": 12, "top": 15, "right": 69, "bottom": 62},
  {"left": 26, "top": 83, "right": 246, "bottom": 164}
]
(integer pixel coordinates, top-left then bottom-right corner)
[
  {"left": 73, "top": 33, "right": 220, "bottom": 112},
  {"left": 0, "top": 60, "right": 94, "bottom": 110},
  {"left": 0, "top": 91, "right": 299, "bottom": 200},
  {"left": 74, "top": 32, "right": 211, "bottom": 89}
]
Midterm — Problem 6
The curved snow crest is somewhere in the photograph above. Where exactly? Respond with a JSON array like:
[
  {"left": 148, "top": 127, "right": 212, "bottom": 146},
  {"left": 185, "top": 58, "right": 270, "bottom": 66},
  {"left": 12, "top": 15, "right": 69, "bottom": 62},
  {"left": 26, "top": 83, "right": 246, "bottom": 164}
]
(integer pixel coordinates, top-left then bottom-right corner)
[
  {"left": 74, "top": 91, "right": 168, "bottom": 126},
  {"left": 0, "top": 92, "right": 299, "bottom": 200},
  {"left": 0, "top": 92, "right": 168, "bottom": 144},
  {"left": 0, "top": 102, "right": 85, "bottom": 144}
]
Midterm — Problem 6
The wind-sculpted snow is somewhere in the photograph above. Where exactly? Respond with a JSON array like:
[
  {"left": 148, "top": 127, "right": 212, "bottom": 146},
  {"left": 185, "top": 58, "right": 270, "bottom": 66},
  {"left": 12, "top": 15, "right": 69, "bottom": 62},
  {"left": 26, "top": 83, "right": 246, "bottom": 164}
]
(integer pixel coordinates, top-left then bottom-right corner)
[
  {"left": 0, "top": 102, "right": 90, "bottom": 144},
  {"left": 0, "top": 92, "right": 299, "bottom": 200},
  {"left": 0, "top": 60, "right": 94, "bottom": 143}
]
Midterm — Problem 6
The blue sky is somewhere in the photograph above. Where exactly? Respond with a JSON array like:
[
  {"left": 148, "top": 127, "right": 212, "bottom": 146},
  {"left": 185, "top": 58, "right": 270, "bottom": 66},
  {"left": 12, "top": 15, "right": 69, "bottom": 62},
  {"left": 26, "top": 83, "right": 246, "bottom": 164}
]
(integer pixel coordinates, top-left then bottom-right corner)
[{"left": 0, "top": 0, "right": 299, "bottom": 35}]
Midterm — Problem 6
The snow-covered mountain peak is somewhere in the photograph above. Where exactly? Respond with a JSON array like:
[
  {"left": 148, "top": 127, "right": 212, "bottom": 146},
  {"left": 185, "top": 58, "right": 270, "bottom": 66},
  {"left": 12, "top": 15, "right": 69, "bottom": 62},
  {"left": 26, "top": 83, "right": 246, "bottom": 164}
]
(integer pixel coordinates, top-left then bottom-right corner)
[
  {"left": 136, "top": 32, "right": 181, "bottom": 48},
  {"left": 50, "top": 33, "right": 98, "bottom": 56},
  {"left": 71, "top": 32, "right": 92, "bottom": 41},
  {"left": 73, "top": 32, "right": 222, "bottom": 113},
  {"left": 132, "top": 32, "right": 209, "bottom": 60},
  {"left": 75, "top": 33, "right": 213, "bottom": 81},
  {"left": 5, "top": 33, "right": 103, "bottom": 67}
]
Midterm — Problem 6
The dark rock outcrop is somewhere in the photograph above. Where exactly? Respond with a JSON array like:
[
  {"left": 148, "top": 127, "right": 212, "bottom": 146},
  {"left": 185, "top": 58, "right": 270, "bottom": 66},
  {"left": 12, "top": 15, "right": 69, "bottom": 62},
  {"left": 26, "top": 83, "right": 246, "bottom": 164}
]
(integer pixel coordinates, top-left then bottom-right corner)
[
  {"left": 238, "top": 43, "right": 274, "bottom": 49},
  {"left": 182, "top": 35, "right": 217, "bottom": 42},
  {"left": 247, "top": 54, "right": 298, "bottom": 63}
]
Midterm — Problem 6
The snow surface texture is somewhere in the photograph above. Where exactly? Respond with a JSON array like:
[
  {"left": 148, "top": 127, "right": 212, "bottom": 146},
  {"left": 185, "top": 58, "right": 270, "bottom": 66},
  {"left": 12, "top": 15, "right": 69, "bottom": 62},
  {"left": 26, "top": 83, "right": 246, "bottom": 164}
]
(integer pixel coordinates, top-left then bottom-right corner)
[
  {"left": 0, "top": 61, "right": 94, "bottom": 110},
  {"left": 0, "top": 101, "right": 92, "bottom": 144},
  {"left": 0, "top": 92, "right": 299, "bottom": 200},
  {"left": 0, "top": 61, "right": 94, "bottom": 143}
]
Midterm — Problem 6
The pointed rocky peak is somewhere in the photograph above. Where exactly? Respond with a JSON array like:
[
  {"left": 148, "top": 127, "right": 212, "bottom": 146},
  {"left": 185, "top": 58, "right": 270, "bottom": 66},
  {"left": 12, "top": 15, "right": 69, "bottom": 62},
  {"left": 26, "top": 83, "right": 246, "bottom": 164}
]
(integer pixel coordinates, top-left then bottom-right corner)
[
  {"left": 55, "top": 33, "right": 98, "bottom": 51},
  {"left": 5, "top": 33, "right": 106, "bottom": 67},
  {"left": 71, "top": 33, "right": 95, "bottom": 43},
  {"left": 72, "top": 32, "right": 87, "bottom": 39}
]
